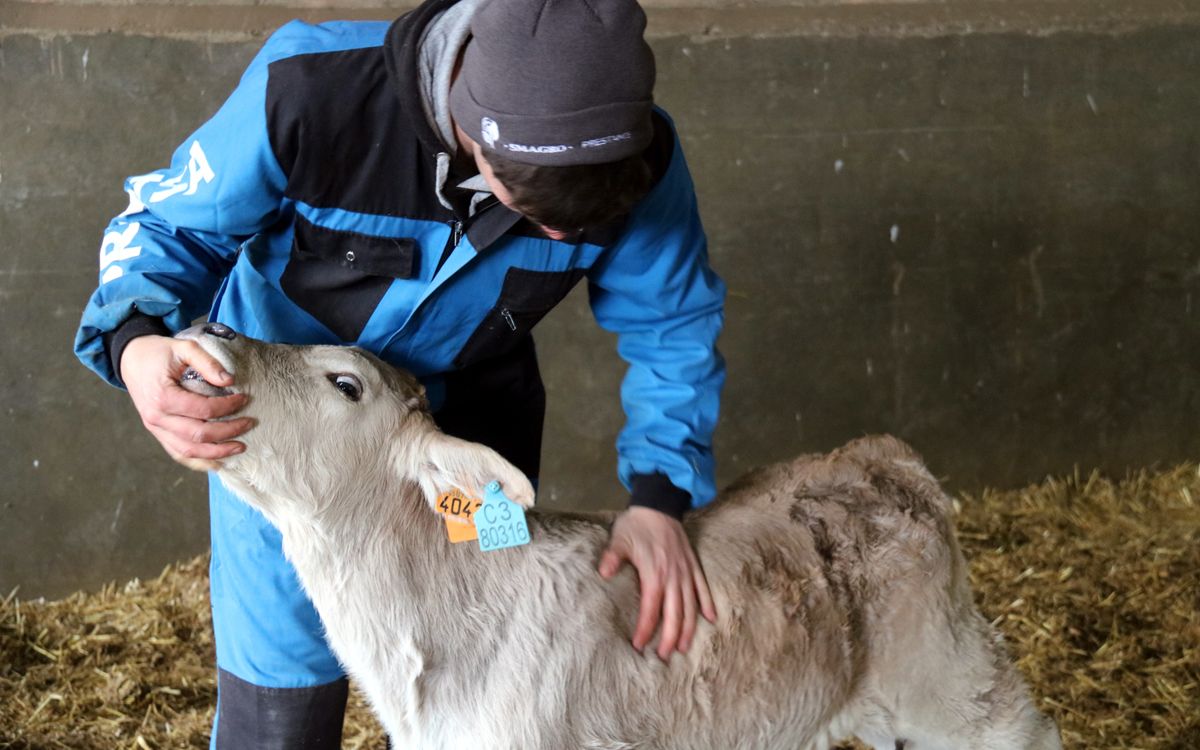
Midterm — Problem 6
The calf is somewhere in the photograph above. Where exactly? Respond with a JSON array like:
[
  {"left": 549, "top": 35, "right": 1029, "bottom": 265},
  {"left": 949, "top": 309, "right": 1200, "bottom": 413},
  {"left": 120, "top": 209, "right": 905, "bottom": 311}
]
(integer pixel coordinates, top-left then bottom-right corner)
[{"left": 178, "top": 324, "right": 1061, "bottom": 750}]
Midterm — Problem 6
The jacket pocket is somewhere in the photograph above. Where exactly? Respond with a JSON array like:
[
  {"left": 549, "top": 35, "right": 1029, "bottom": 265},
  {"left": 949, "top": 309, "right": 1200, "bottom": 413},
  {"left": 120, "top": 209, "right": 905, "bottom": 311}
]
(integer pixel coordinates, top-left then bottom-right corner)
[
  {"left": 453, "top": 267, "right": 586, "bottom": 368},
  {"left": 280, "top": 216, "right": 418, "bottom": 342}
]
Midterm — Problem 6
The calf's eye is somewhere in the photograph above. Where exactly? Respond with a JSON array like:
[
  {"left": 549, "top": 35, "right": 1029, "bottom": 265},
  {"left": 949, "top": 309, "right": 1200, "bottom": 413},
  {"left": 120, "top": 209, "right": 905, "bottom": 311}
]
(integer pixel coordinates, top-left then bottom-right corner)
[{"left": 328, "top": 374, "right": 363, "bottom": 402}]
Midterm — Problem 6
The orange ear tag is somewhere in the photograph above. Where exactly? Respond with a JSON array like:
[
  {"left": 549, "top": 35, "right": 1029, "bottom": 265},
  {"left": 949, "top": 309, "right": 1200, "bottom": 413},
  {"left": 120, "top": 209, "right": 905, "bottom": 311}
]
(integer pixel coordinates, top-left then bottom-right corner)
[{"left": 436, "top": 488, "right": 483, "bottom": 544}]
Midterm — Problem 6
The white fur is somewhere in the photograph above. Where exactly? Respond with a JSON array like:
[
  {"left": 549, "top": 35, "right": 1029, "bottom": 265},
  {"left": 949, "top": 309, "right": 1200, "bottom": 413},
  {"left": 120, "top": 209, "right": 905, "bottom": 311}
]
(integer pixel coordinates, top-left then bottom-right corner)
[{"left": 179, "top": 326, "right": 1062, "bottom": 750}]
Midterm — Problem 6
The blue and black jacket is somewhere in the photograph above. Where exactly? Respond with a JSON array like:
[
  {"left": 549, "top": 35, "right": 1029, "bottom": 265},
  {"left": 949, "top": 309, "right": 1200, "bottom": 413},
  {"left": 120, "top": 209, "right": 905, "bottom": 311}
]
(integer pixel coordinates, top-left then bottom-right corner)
[{"left": 74, "top": 0, "right": 726, "bottom": 516}]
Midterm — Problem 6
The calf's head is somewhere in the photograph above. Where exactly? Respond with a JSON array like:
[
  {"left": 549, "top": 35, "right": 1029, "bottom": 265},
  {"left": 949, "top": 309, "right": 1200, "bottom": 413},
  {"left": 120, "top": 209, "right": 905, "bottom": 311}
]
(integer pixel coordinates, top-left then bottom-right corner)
[{"left": 174, "top": 324, "right": 534, "bottom": 524}]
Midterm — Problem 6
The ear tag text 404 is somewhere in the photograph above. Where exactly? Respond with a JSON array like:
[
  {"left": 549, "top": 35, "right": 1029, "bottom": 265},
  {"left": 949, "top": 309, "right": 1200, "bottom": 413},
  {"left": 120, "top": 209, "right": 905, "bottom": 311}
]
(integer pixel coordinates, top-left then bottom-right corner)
[
  {"left": 437, "top": 488, "right": 482, "bottom": 544},
  {"left": 475, "top": 481, "right": 530, "bottom": 552}
]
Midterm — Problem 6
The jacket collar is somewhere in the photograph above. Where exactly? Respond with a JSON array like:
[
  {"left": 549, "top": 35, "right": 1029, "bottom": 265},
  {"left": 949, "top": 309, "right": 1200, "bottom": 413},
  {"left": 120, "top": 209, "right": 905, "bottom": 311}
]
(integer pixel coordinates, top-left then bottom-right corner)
[
  {"left": 384, "top": 0, "right": 528, "bottom": 247},
  {"left": 384, "top": 0, "right": 462, "bottom": 161}
]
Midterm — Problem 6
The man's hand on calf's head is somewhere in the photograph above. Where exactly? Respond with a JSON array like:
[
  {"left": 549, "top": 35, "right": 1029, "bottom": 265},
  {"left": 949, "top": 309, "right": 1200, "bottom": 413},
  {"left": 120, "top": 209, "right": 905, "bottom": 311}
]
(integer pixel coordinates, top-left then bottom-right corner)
[
  {"left": 599, "top": 505, "right": 717, "bottom": 662},
  {"left": 120, "top": 335, "right": 254, "bottom": 471}
]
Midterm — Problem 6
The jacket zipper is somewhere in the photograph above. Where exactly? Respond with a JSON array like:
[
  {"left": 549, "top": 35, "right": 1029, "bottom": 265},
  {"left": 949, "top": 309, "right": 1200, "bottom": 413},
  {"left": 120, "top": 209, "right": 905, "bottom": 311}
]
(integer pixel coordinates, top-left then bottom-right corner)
[
  {"left": 433, "top": 219, "right": 463, "bottom": 276},
  {"left": 500, "top": 308, "right": 517, "bottom": 331}
]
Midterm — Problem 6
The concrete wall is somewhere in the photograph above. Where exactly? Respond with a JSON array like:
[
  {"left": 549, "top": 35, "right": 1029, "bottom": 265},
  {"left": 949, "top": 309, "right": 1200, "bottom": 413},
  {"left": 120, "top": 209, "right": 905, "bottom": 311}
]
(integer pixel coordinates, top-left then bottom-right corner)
[{"left": 2, "top": 1, "right": 1199, "bottom": 597}]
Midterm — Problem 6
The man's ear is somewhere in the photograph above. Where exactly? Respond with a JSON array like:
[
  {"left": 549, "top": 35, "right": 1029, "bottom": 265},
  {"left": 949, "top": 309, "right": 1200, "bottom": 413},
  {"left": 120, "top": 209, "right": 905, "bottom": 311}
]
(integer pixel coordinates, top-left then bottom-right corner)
[{"left": 409, "top": 432, "right": 535, "bottom": 511}]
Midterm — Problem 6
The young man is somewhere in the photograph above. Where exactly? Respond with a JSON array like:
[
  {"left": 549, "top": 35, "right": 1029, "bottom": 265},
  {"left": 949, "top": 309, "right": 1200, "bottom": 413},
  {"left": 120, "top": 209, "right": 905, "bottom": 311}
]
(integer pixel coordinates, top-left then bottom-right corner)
[{"left": 74, "top": 0, "right": 726, "bottom": 745}]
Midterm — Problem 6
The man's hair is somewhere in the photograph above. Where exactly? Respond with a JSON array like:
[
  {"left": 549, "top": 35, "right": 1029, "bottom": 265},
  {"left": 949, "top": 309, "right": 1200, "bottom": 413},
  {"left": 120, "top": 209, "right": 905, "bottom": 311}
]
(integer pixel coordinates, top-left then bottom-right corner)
[{"left": 487, "top": 153, "right": 653, "bottom": 233}]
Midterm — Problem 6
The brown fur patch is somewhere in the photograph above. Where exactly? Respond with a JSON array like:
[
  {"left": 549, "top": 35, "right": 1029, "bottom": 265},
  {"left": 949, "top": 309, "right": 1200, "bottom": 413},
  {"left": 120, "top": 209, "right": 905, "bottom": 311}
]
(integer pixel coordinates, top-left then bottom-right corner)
[{"left": 739, "top": 541, "right": 810, "bottom": 620}]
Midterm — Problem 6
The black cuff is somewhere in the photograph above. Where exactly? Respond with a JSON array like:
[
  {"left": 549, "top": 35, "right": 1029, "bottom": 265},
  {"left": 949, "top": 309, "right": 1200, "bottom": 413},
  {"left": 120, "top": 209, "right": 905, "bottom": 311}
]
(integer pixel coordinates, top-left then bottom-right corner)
[
  {"left": 629, "top": 472, "right": 692, "bottom": 520},
  {"left": 104, "top": 312, "right": 170, "bottom": 386}
]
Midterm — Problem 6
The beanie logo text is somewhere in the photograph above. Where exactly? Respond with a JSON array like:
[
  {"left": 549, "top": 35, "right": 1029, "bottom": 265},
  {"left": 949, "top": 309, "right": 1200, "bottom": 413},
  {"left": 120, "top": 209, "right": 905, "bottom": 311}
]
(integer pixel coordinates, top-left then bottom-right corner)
[
  {"left": 481, "top": 117, "right": 500, "bottom": 148},
  {"left": 582, "top": 132, "right": 633, "bottom": 149},
  {"left": 505, "top": 143, "right": 574, "bottom": 155}
]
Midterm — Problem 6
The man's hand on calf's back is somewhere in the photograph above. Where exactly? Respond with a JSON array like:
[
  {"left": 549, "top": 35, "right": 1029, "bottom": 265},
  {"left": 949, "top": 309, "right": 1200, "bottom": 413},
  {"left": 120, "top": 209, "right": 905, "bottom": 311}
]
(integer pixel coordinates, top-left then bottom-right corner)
[
  {"left": 599, "top": 505, "right": 717, "bottom": 662},
  {"left": 120, "top": 335, "right": 254, "bottom": 471}
]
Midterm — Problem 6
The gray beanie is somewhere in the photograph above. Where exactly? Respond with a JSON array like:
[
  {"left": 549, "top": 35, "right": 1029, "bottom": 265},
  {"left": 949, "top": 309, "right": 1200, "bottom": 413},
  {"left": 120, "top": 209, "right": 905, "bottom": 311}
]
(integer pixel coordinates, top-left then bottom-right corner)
[{"left": 449, "top": 0, "right": 656, "bottom": 166}]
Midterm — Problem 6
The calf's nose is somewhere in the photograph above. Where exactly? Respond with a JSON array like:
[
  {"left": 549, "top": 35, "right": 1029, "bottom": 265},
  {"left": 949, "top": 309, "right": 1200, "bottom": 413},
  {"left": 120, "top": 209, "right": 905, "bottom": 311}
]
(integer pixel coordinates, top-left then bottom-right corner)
[{"left": 203, "top": 323, "right": 237, "bottom": 340}]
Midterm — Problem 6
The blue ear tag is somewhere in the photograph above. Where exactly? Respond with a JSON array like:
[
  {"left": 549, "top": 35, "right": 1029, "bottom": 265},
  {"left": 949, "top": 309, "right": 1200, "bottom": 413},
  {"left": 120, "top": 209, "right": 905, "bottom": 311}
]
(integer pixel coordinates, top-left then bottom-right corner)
[{"left": 475, "top": 481, "right": 531, "bottom": 552}]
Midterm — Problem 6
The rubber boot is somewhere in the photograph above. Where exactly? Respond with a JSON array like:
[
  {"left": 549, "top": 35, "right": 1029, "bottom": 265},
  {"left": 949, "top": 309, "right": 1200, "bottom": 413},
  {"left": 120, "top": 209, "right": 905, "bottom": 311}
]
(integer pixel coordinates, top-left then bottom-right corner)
[{"left": 214, "top": 669, "right": 349, "bottom": 749}]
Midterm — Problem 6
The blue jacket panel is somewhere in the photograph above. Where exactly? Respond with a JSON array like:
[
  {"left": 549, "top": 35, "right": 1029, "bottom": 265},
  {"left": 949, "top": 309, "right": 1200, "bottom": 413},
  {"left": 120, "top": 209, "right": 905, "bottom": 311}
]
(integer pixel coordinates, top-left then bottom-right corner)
[{"left": 75, "top": 11, "right": 726, "bottom": 509}]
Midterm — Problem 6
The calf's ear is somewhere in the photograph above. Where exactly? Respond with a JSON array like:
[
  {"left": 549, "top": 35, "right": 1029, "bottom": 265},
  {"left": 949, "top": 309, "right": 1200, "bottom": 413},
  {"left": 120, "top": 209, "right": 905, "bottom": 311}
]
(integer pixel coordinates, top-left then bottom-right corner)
[{"left": 410, "top": 432, "right": 535, "bottom": 512}]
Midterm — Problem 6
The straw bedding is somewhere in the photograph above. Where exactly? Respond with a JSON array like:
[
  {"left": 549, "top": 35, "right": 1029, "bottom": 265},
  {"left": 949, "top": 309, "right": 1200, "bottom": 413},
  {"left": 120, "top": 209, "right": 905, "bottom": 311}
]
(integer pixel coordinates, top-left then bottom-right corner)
[{"left": 2, "top": 465, "right": 1197, "bottom": 749}]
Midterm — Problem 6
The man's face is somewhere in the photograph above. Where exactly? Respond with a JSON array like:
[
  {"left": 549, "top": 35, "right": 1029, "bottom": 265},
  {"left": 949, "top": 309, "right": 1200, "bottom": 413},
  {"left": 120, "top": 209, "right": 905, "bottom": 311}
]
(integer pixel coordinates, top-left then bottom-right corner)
[{"left": 455, "top": 123, "right": 570, "bottom": 241}]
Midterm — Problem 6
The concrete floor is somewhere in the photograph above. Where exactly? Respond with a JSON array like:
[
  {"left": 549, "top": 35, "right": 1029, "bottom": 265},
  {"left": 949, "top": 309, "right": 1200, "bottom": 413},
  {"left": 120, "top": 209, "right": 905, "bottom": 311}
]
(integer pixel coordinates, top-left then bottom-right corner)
[{"left": 2, "top": 2, "right": 1199, "bottom": 596}]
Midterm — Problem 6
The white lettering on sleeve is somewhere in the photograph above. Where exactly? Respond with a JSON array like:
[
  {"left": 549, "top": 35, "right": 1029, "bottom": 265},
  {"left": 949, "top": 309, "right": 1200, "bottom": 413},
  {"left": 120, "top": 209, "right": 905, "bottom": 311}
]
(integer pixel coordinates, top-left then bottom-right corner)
[
  {"left": 119, "top": 173, "right": 165, "bottom": 218},
  {"left": 148, "top": 141, "right": 215, "bottom": 204},
  {"left": 98, "top": 222, "right": 142, "bottom": 285}
]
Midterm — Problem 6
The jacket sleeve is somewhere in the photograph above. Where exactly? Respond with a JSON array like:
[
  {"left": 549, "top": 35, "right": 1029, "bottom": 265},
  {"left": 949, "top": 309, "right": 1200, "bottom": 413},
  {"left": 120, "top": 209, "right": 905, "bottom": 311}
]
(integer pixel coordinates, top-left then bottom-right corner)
[
  {"left": 74, "top": 33, "right": 292, "bottom": 388},
  {"left": 586, "top": 132, "right": 727, "bottom": 517}
]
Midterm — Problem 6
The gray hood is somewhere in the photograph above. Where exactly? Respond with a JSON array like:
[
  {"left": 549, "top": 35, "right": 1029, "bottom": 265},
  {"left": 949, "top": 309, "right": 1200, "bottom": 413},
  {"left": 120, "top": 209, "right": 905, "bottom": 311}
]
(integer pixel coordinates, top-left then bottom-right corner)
[{"left": 416, "top": 0, "right": 492, "bottom": 213}]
